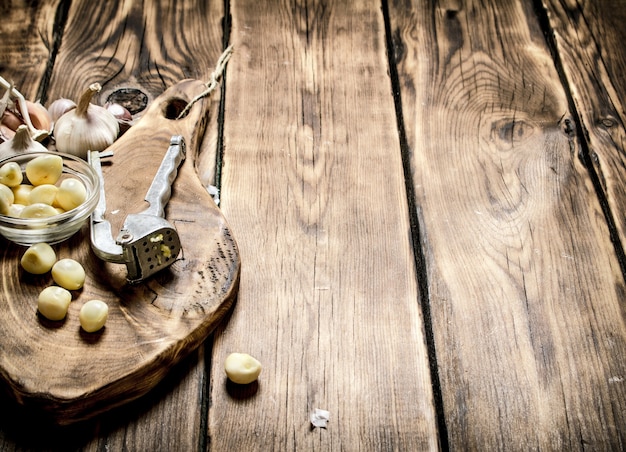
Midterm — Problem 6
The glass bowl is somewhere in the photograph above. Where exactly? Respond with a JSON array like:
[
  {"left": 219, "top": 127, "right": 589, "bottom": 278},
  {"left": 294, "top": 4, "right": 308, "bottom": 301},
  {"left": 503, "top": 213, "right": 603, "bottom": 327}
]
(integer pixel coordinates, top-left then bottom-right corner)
[{"left": 0, "top": 151, "right": 100, "bottom": 246}]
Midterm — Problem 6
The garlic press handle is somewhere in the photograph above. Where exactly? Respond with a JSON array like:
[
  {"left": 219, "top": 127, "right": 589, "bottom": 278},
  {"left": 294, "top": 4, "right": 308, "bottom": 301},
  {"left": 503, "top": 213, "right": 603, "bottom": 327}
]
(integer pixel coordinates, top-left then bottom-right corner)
[
  {"left": 88, "top": 150, "right": 125, "bottom": 264},
  {"left": 142, "top": 135, "right": 186, "bottom": 218}
]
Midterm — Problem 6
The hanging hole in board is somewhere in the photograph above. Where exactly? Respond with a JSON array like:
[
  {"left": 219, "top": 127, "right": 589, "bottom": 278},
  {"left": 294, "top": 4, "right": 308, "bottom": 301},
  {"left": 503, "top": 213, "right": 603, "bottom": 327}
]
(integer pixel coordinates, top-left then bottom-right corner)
[{"left": 164, "top": 98, "right": 189, "bottom": 119}]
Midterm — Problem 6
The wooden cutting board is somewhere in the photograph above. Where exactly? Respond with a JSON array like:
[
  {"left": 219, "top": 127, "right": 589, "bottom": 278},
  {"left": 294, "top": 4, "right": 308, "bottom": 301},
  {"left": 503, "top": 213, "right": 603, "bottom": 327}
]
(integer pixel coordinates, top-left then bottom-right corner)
[{"left": 0, "top": 79, "right": 240, "bottom": 425}]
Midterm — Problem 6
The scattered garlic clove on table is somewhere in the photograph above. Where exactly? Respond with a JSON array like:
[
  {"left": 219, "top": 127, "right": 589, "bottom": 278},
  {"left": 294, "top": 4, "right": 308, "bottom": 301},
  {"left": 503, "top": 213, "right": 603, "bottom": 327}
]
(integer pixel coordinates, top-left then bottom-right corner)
[{"left": 224, "top": 352, "right": 262, "bottom": 384}]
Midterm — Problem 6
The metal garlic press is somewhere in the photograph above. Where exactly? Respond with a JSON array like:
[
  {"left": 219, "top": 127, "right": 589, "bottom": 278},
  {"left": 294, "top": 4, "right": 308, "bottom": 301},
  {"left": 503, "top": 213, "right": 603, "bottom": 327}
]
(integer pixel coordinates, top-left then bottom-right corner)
[{"left": 88, "top": 135, "right": 186, "bottom": 283}]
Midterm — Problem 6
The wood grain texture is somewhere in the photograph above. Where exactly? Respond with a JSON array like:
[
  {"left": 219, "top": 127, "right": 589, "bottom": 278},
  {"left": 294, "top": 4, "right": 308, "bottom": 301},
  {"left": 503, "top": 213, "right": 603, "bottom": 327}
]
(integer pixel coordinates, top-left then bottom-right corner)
[
  {"left": 390, "top": 0, "right": 626, "bottom": 449},
  {"left": 210, "top": 1, "right": 439, "bottom": 450},
  {"left": 0, "top": 0, "right": 62, "bottom": 101},
  {"left": 0, "top": 345, "right": 205, "bottom": 451},
  {"left": 540, "top": 0, "right": 626, "bottom": 261},
  {"left": 0, "top": 79, "right": 239, "bottom": 424}
]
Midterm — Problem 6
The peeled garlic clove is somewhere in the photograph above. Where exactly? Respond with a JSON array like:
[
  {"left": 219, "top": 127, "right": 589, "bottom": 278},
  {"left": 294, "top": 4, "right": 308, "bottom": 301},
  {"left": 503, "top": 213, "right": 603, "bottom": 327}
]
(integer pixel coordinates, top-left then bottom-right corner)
[
  {"left": 7, "top": 203, "right": 24, "bottom": 217},
  {"left": 54, "top": 83, "right": 119, "bottom": 159},
  {"left": 25, "top": 153, "right": 63, "bottom": 186},
  {"left": 0, "top": 124, "right": 48, "bottom": 158},
  {"left": 0, "top": 161, "right": 23, "bottom": 187},
  {"left": 20, "top": 202, "right": 58, "bottom": 218},
  {"left": 51, "top": 258, "right": 86, "bottom": 290},
  {"left": 55, "top": 177, "right": 86, "bottom": 211},
  {"left": 21, "top": 242, "right": 57, "bottom": 274},
  {"left": 12, "top": 184, "right": 33, "bottom": 204},
  {"left": 28, "top": 184, "right": 58, "bottom": 205},
  {"left": 0, "top": 183, "right": 13, "bottom": 214},
  {"left": 38, "top": 286, "right": 72, "bottom": 321},
  {"left": 79, "top": 299, "right": 108, "bottom": 332},
  {"left": 224, "top": 353, "right": 262, "bottom": 384}
]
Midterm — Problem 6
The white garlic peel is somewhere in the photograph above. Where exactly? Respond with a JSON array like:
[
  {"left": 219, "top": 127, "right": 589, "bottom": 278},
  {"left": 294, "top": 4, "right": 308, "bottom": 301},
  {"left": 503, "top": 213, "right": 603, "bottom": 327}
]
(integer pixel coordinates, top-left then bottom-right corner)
[
  {"left": 54, "top": 83, "right": 119, "bottom": 159},
  {"left": 25, "top": 154, "right": 63, "bottom": 186},
  {"left": 224, "top": 353, "right": 262, "bottom": 384},
  {"left": 47, "top": 98, "right": 76, "bottom": 123},
  {"left": 79, "top": 299, "right": 108, "bottom": 332},
  {"left": 21, "top": 242, "right": 57, "bottom": 274},
  {"left": 38, "top": 286, "right": 72, "bottom": 321},
  {"left": 55, "top": 178, "right": 86, "bottom": 211},
  {"left": 51, "top": 258, "right": 86, "bottom": 290},
  {"left": 0, "top": 162, "right": 23, "bottom": 187}
]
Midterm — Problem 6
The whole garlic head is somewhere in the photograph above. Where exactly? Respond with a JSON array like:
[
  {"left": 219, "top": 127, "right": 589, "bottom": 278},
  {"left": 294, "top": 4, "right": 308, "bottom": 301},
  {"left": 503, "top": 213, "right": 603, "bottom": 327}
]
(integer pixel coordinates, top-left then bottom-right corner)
[
  {"left": 54, "top": 83, "right": 119, "bottom": 159},
  {"left": 0, "top": 124, "right": 48, "bottom": 158}
]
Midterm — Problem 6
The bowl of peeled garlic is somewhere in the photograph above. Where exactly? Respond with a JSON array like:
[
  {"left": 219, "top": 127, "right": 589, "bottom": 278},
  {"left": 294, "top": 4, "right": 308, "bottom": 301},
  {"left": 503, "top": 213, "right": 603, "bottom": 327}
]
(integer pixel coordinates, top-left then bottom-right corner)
[{"left": 0, "top": 151, "right": 100, "bottom": 245}]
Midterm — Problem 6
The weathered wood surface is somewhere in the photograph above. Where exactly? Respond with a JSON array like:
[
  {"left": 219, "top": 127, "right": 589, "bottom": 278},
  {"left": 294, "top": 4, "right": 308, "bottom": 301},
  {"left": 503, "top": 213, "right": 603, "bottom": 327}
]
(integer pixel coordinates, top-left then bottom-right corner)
[
  {"left": 541, "top": 0, "right": 626, "bottom": 262},
  {"left": 0, "top": 0, "right": 61, "bottom": 102},
  {"left": 389, "top": 0, "right": 626, "bottom": 449},
  {"left": 1, "top": 0, "right": 626, "bottom": 449},
  {"left": 210, "top": 1, "right": 438, "bottom": 450}
]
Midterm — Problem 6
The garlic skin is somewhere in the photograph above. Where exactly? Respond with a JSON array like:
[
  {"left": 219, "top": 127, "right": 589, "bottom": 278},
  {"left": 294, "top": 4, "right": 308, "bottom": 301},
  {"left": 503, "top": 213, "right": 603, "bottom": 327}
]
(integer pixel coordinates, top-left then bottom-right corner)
[
  {"left": 105, "top": 102, "right": 133, "bottom": 134},
  {"left": 22, "top": 101, "right": 51, "bottom": 133},
  {"left": 54, "top": 83, "right": 119, "bottom": 159},
  {"left": 0, "top": 81, "right": 21, "bottom": 137},
  {"left": 104, "top": 102, "right": 132, "bottom": 122},
  {"left": 48, "top": 98, "right": 76, "bottom": 124},
  {"left": 0, "top": 125, "right": 48, "bottom": 158},
  {"left": 0, "top": 124, "right": 15, "bottom": 142}
]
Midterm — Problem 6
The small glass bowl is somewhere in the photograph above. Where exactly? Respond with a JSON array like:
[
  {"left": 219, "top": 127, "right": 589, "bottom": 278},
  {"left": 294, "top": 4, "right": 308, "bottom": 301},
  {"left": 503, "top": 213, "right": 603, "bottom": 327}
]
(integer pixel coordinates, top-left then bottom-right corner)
[{"left": 0, "top": 151, "right": 100, "bottom": 246}]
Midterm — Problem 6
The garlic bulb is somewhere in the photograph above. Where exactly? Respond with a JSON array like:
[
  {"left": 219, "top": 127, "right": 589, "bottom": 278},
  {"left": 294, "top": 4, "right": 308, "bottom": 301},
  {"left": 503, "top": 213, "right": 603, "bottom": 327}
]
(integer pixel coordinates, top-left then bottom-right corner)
[
  {"left": 105, "top": 102, "right": 133, "bottom": 134},
  {"left": 54, "top": 83, "right": 119, "bottom": 159},
  {"left": 0, "top": 125, "right": 48, "bottom": 158},
  {"left": 48, "top": 98, "right": 76, "bottom": 123}
]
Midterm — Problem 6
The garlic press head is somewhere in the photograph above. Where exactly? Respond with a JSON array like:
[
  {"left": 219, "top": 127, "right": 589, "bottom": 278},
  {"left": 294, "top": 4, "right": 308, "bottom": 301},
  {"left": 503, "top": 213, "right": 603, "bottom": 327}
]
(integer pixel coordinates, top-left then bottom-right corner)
[{"left": 115, "top": 214, "right": 182, "bottom": 283}]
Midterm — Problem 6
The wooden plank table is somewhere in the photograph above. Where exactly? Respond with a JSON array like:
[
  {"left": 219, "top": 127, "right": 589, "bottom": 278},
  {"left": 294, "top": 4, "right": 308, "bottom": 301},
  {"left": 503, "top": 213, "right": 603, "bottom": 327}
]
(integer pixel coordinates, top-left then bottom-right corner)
[{"left": 1, "top": 0, "right": 625, "bottom": 450}]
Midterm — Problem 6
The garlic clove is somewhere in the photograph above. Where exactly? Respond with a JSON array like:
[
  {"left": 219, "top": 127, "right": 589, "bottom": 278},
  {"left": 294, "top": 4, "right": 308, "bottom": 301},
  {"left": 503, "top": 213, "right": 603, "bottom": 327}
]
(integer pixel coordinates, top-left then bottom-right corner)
[
  {"left": 20, "top": 202, "right": 58, "bottom": 219},
  {"left": 0, "top": 184, "right": 14, "bottom": 215},
  {"left": 25, "top": 153, "right": 63, "bottom": 186},
  {"left": 0, "top": 82, "right": 22, "bottom": 133},
  {"left": 48, "top": 98, "right": 76, "bottom": 124},
  {"left": 105, "top": 102, "right": 133, "bottom": 134},
  {"left": 12, "top": 184, "right": 33, "bottom": 205},
  {"left": 0, "top": 124, "right": 15, "bottom": 142},
  {"left": 54, "top": 83, "right": 119, "bottom": 159},
  {"left": 22, "top": 101, "right": 51, "bottom": 133},
  {"left": 0, "top": 161, "right": 23, "bottom": 187},
  {"left": 79, "top": 299, "right": 109, "bottom": 332},
  {"left": 1, "top": 109, "right": 24, "bottom": 132},
  {"left": 104, "top": 102, "right": 132, "bottom": 122}
]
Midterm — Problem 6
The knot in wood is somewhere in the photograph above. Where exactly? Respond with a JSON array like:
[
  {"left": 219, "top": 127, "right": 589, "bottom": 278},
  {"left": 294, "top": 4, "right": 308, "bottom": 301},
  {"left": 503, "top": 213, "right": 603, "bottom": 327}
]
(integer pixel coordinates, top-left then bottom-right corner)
[{"left": 106, "top": 88, "right": 148, "bottom": 115}]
